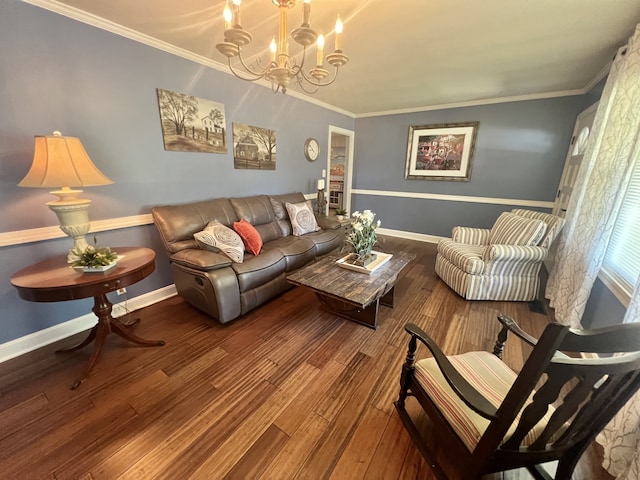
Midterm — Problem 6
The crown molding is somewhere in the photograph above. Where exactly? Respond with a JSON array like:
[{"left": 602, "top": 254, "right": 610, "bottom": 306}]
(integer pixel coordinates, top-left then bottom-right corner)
[{"left": 355, "top": 89, "right": 586, "bottom": 119}]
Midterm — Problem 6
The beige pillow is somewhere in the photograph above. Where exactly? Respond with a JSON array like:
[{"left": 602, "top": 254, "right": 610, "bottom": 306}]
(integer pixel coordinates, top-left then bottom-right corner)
[
  {"left": 489, "top": 212, "right": 547, "bottom": 246},
  {"left": 193, "top": 221, "right": 244, "bottom": 263},
  {"left": 285, "top": 201, "right": 321, "bottom": 236}
]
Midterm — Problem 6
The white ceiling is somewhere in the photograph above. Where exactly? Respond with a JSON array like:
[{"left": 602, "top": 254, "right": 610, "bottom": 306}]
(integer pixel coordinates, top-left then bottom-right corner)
[{"left": 36, "top": 0, "right": 640, "bottom": 115}]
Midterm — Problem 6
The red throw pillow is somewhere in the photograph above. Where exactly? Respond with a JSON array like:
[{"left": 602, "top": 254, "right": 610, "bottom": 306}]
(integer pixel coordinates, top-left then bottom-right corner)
[{"left": 233, "top": 219, "right": 263, "bottom": 255}]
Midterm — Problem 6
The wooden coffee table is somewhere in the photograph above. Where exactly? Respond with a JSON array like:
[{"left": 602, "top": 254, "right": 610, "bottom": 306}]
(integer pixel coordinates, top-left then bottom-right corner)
[{"left": 287, "top": 251, "right": 416, "bottom": 329}]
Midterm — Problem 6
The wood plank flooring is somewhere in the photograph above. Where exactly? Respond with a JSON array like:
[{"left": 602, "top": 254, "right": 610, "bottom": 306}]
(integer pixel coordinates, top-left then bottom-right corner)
[{"left": 0, "top": 237, "right": 613, "bottom": 479}]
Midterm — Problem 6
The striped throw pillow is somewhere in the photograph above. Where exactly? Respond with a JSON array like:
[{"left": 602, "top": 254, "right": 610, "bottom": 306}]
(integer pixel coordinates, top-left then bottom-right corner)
[{"left": 489, "top": 212, "right": 547, "bottom": 246}]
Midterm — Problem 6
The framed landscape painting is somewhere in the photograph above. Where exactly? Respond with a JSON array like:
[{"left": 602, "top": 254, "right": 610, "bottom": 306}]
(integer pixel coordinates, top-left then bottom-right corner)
[
  {"left": 156, "top": 88, "right": 227, "bottom": 153},
  {"left": 232, "top": 122, "right": 276, "bottom": 170},
  {"left": 405, "top": 122, "right": 479, "bottom": 181}
]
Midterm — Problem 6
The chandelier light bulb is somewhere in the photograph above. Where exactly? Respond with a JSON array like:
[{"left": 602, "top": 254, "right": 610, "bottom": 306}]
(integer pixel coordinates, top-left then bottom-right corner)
[
  {"left": 270, "top": 36, "right": 277, "bottom": 63},
  {"left": 223, "top": 1, "right": 233, "bottom": 30},
  {"left": 316, "top": 34, "right": 324, "bottom": 66},
  {"left": 232, "top": 0, "right": 242, "bottom": 28},
  {"left": 303, "top": 0, "right": 311, "bottom": 26},
  {"left": 334, "top": 15, "right": 343, "bottom": 51}
]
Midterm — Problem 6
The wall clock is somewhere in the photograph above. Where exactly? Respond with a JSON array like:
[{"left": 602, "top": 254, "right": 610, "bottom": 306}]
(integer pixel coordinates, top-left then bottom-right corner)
[{"left": 304, "top": 137, "right": 320, "bottom": 162}]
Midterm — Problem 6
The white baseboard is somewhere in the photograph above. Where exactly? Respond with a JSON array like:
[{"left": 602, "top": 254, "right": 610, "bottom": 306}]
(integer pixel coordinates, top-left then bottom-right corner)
[
  {"left": 0, "top": 285, "right": 177, "bottom": 364},
  {"left": 378, "top": 227, "right": 443, "bottom": 244}
]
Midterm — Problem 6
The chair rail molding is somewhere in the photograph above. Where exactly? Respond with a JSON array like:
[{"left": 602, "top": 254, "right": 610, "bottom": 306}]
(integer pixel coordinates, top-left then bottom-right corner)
[{"left": 351, "top": 189, "right": 555, "bottom": 209}]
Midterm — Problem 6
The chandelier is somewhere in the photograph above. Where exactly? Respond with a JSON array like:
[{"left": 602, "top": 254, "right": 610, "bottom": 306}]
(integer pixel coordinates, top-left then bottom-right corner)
[{"left": 216, "top": 0, "right": 348, "bottom": 94}]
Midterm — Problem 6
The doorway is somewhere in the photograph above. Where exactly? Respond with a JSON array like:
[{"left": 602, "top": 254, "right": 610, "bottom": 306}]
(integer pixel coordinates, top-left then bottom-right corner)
[
  {"left": 553, "top": 101, "right": 598, "bottom": 217},
  {"left": 326, "top": 126, "right": 354, "bottom": 216}
]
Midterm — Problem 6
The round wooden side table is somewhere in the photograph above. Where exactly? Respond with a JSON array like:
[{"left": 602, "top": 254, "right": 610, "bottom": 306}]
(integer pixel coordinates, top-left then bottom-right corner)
[{"left": 11, "top": 246, "right": 165, "bottom": 390}]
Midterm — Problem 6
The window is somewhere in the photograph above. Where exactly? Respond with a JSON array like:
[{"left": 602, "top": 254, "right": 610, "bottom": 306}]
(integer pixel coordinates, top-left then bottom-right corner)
[{"left": 602, "top": 154, "right": 640, "bottom": 304}]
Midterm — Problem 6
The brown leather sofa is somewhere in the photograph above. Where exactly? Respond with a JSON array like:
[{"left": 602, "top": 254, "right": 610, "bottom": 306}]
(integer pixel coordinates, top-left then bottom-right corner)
[{"left": 152, "top": 192, "right": 344, "bottom": 324}]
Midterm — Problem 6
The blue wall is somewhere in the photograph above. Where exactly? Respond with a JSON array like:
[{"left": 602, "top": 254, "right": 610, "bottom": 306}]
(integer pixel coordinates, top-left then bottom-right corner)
[
  {"left": 351, "top": 97, "right": 584, "bottom": 237},
  {"left": 0, "top": 1, "right": 353, "bottom": 344}
]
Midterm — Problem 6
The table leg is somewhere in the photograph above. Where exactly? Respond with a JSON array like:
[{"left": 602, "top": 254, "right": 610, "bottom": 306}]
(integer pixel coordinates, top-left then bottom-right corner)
[
  {"left": 56, "top": 326, "right": 97, "bottom": 353},
  {"left": 111, "top": 319, "right": 165, "bottom": 347},
  {"left": 380, "top": 286, "right": 395, "bottom": 308},
  {"left": 71, "top": 321, "right": 109, "bottom": 390},
  {"left": 67, "top": 293, "right": 164, "bottom": 390}
]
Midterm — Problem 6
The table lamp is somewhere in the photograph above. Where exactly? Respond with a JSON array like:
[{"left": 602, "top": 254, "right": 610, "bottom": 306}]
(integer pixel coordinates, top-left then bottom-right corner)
[{"left": 18, "top": 131, "right": 113, "bottom": 261}]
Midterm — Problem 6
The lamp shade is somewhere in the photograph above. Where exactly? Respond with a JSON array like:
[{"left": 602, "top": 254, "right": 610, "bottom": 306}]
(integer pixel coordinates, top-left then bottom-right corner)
[{"left": 18, "top": 132, "right": 113, "bottom": 188}]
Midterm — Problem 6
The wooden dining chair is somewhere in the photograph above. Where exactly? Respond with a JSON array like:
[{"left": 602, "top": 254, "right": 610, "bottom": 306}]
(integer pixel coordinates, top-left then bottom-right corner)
[{"left": 395, "top": 314, "right": 640, "bottom": 480}]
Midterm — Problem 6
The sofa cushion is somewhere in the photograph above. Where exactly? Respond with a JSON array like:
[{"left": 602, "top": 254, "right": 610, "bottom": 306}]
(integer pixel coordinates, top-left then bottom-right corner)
[
  {"left": 194, "top": 221, "right": 244, "bottom": 263},
  {"left": 286, "top": 201, "right": 321, "bottom": 236},
  {"left": 230, "top": 195, "right": 282, "bottom": 243},
  {"left": 489, "top": 212, "right": 547, "bottom": 246},
  {"left": 269, "top": 192, "right": 307, "bottom": 236},
  {"left": 263, "top": 236, "right": 316, "bottom": 271},
  {"left": 437, "top": 239, "right": 485, "bottom": 274},
  {"left": 301, "top": 228, "right": 343, "bottom": 257},
  {"left": 231, "top": 249, "right": 286, "bottom": 293},
  {"left": 233, "top": 219, "right": 263, "bottom": 255}
]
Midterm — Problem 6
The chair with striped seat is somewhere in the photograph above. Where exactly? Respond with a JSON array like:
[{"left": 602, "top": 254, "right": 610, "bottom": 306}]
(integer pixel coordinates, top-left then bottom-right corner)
[
  {"left": 395, "top": 315, "right": 640, "bottom": 480},
  {"left": 435, "top": 209, "right": 565, "bottom": 301}
]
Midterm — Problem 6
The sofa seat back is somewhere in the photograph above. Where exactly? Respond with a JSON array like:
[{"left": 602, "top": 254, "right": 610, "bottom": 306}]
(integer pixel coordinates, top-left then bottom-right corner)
[
  {"left": 230, "top": 195, "right": 282, "bottom": 243},
  {"left": 152, "top": 198, "right": 239, "bottom": 254},
  {"left": 268, "top": 192, "right": 307, "bottom": 237}
]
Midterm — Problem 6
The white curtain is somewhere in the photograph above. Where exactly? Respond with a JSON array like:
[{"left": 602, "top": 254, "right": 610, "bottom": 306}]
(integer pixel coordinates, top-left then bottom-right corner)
[
  {"left": 596, "top": 279, "right": 640, "bottom": 480},
  {"left": 546, "top": 24, "right": 640, "bottom": 328},
  {"left": 545, "top": 24, "right": 640, "bottom": 479}
]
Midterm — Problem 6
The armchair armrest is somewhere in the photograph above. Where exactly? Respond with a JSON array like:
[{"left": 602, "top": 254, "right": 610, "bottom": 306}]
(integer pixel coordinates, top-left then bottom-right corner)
[
  {"left": 483, "top": 244, "right": 547, "bottom": 262},
  {"left": 405, "top": 323, "right": 497, "bottom": 420},
  {"left": 452, "top": 226, "right": 491, "bottom": 245},
  {"left": 170, "top": 249, "right": 232, "bottom": 271}
]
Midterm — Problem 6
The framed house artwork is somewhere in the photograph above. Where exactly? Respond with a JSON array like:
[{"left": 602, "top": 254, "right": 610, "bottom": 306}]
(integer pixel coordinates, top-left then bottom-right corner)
[
  {"left": 405, "top": 122, "right": 479, "bottom": 181},
  {"left": 156, "top": 88, "right": 227, "bottom": 153},
  {"left": 232, "top": 122, "right": 276, "bottom": 170}
]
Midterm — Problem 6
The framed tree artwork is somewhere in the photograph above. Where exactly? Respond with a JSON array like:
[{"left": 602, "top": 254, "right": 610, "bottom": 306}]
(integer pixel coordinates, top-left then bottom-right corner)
[
  {"left": 156, "top": 88, "right": 227, "bottom": 153},
  {"left": 232, "top": 122, "right": 276, "bottom": 170},
  {"left": 405, "top": 122, "right": 479, "bottom": 181}
]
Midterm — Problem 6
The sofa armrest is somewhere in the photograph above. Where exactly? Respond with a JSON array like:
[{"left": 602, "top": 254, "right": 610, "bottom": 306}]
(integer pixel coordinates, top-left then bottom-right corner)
[
  {"left": 452, "top": 226, "right": 491, "bottom": 245},
  {"left": 170, "top": 249, "right": 232, "bottom": 271},
  {"left": 316, "top": 214, "right": 340, "bottom": 230}
]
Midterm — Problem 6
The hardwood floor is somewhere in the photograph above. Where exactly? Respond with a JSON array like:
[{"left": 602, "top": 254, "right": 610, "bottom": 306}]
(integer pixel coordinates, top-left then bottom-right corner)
[{"left": 0, "top": 237, "right": 613, "bottom": 479}]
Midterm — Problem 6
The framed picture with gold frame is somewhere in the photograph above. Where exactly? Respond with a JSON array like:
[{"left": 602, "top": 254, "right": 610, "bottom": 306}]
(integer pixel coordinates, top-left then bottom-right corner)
[{"left": 405, "top": 122, "right": 479, "bottom": 181}]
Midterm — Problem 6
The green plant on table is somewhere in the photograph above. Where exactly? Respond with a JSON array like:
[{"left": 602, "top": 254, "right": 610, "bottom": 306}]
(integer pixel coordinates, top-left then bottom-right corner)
[
  {"left": 345, "top": 210, "right": 381, "bottom": 259},
  {"left": 335, "top": 207, "right": 348, "bottom": 216},
  {"left": 69, "top": 236, "right": 118, "bottom": 267}
]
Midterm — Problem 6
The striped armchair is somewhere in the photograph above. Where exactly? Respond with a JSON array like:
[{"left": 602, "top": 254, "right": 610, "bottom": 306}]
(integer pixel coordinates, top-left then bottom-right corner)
[{"left": 435, "top": 209, "right": 565, "bottom": 301}]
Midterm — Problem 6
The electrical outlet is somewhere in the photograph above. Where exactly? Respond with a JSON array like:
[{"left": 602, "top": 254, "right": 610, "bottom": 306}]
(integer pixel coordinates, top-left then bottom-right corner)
[{"left": 116, "top": 288, "right": 126, "bottom": 295}]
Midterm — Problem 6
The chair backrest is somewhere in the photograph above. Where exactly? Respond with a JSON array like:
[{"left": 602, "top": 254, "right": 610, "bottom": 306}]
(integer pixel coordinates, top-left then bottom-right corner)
[
  {"left": 511, "top": 209, "right": 565, "bottom": 248},
  {"left": 481, "top": 322, "right": 640, "bottom": 460}
]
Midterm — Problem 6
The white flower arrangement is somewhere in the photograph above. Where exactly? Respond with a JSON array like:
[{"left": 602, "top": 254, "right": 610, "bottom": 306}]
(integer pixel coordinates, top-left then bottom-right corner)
[{"left": 345, "top": 209, "right": 381, "bottom": 259}]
